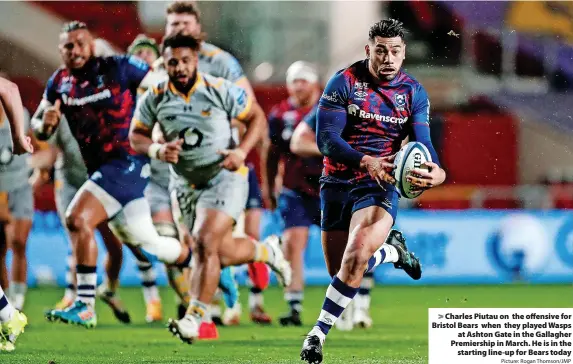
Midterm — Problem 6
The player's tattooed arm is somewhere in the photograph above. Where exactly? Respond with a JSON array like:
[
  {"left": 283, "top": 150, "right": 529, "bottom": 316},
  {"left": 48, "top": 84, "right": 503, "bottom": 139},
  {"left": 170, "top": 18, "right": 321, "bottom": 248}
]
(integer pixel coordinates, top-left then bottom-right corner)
[{"left": 0, "top": 77, "right": 33, "bottom": 154}]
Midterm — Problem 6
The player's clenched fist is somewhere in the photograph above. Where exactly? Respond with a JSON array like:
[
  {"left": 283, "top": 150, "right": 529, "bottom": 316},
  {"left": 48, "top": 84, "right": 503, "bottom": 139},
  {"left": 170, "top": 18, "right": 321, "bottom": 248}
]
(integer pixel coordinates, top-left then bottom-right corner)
[
  {"left": 42, "top": 99, "right": 62, "bottom": 135},
  {"left": 159, "top": 138, "right": 183, "bottom": 164},
  {"left": 218, "top": 148, "right": 246, "bottom": 171},
  {"left": 361, "top": 154, "right": 396, "bottom": 185}
]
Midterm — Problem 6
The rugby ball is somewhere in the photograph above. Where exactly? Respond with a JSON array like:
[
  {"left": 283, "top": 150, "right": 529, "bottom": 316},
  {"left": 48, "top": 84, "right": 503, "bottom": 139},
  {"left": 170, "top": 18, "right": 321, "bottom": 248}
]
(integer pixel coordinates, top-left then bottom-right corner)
[{"left": 393, "top": 141, "right": 431, "bottom": 199}]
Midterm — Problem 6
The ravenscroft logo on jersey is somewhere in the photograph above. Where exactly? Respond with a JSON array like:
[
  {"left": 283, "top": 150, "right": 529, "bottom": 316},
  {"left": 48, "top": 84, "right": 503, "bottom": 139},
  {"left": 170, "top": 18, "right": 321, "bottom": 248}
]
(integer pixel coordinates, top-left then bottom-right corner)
[
  {"left": 321, "top": 91, "right": 340, "bottom": 104},
  {"left": 61, "top": 89, "right": 112, "bottom": 106},
  {"left": 348, "top": 104, "right": 408, "bottom": 124}
]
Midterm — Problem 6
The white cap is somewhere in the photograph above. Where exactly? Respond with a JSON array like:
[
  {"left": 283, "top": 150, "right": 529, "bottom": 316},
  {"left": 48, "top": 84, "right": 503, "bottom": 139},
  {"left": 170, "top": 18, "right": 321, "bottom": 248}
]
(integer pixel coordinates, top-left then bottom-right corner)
[{"left": 286, "top": 61, "right": 318, "bottom": 85}]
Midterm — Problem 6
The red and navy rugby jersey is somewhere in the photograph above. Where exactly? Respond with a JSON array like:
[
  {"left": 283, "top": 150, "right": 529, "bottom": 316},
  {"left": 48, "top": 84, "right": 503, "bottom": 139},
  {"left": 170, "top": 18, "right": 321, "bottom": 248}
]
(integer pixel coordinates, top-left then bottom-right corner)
[
  {"left": 317, "top": 59, "right": 438, "bottom": 184},
  {"left": 43, "top": 56, "right": 149, "bottom": 173},
  {"left": 268, "top": 98, "right": 322, "bottom": 197}
]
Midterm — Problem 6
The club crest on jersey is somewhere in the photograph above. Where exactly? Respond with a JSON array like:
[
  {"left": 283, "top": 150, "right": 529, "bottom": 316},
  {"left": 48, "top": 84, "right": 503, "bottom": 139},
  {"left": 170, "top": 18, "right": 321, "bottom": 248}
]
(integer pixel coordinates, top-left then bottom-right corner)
[
  {"left": 354, "top": 82, "right": 368, "bottom": 100},
  {"left": 348, "top": 104, "right": 360, "bottom": 116},
  {"left": 394, "top": 93, "right": 406, "bottom": 111}
]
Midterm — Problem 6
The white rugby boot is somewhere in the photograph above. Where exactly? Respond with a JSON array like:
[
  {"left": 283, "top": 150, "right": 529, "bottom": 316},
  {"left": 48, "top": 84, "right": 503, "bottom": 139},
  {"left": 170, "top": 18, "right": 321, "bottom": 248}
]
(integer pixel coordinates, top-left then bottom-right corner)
[
  {"left": 353, "top": 294, "right": 373, "bottom": 329},
  {"left": 167, "top": 314, "right": 200, "bottom": 344},
  {"left": 262, "top": 235, "right": 292, "bottom": 287},
  {"left": 335, "top": 300, "right": 354, "bottom": 331}
]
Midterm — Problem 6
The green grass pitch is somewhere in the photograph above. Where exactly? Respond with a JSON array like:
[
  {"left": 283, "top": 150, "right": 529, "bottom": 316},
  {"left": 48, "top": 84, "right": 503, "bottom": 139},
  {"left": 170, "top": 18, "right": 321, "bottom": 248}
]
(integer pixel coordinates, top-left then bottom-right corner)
[{"left": 4, "top": 284, "right": 572, "bottom": 363}]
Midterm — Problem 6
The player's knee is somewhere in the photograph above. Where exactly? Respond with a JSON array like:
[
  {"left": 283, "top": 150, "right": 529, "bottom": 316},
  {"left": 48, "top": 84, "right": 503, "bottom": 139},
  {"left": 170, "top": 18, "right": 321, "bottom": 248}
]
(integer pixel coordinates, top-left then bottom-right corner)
[
  {"left": 65, "top": 213, "right": 88, "bottom": 233},
  {"left": 11, "top": 237, "right": 27, "bottom": 257},
  {"left": 342, "top": 241, "right": 370, "bottom": 275},
  {"left": 194, "top": 231, "right": 220, "bottom": 261}
]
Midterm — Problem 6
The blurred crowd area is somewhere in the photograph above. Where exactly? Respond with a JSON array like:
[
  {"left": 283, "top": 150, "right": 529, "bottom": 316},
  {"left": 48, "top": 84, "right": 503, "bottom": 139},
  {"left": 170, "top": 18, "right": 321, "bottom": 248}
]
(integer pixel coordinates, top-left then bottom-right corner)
[{"left": 0, "top": 0, "right": 571, "bottom": 211}]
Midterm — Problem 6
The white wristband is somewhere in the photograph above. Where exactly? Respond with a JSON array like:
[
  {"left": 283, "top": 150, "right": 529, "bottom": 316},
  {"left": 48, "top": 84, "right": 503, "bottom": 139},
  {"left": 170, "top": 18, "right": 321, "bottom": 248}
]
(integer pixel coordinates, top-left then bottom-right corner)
[{"left": 147, "top": 143, "right": 162, "bottom": 160}]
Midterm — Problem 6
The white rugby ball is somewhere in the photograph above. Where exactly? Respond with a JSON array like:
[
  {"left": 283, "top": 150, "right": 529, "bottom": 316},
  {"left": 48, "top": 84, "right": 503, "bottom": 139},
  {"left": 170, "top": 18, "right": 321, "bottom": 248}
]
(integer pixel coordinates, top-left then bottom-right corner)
[{"left": 393, "top": 141, "right": 432, "bottom": 199}]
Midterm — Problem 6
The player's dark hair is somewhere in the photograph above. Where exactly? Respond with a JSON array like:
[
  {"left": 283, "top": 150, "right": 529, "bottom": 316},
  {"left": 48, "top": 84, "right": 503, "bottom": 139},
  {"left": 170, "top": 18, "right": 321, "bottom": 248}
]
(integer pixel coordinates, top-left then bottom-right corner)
[
  {"left": 368, "top": 19, "right": 407, "bottom": 42},
  {"left": 166, "top": 1, "right": 201, "bottom": 22},
  {"left": 161, "top": 32, "right": 202, "bottom": 53},
  {"left": 61, "top": 20, "right": 88, "bottom": 33}
]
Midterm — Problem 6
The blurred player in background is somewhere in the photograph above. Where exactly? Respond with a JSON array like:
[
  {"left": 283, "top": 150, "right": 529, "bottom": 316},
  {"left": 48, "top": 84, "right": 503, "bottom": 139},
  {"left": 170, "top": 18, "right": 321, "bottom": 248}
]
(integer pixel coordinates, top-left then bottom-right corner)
[
  {"left": 265, "top": 61, "right": 321, "bottom": 327},
  {"left": 129, "top": 32, "right": 291, "bottom": 344},
  {"left": 0, "top": 72, "right": 35, "bottom": 313},
  {"left": 300, "top": 19, "right": 446, "bottom": 363},
  {"left": 33, "top": 21, "right": 195, "bottom": 329},
  {"left": 128, "top": 35, "right": 160, "bottom": 69},
  {"left": 157, "top": 1, "right": 273, "bottom": 325},
  {"left": 127, "top": 34, "right": 169, "bottom": 323},
  {"left": 28, "top": 116, "right": 131, "bottom": 324},
  {"left": 0, "top": 75, "right": 33, "bottom": 352},
  {"left": 37, "top": 39, "right": 129, "bottom": 321},
  {"left": 290, "top": 108, "right": 376, "bottom": 331}
]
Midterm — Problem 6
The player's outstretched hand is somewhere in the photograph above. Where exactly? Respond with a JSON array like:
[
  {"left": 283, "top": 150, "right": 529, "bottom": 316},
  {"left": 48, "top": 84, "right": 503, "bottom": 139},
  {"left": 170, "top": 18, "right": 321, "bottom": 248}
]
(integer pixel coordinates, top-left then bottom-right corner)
[
  {"left": 362, "top": 154, "right": 396, "bottom": 185},
  {"left": 12, "top": 134, "right": 33, "bottom": 155},
  {"left": 159, "top": 138, "right": 183, "bottom": 164},
  {"left": 218, "top": 148, "right": 246, "bottom": 171},
  {"left": 43, "top": 99, "right": 62, "bottom": 136},
  {"left": 407, "top": 161, "right": 446, "bottom": 191}
]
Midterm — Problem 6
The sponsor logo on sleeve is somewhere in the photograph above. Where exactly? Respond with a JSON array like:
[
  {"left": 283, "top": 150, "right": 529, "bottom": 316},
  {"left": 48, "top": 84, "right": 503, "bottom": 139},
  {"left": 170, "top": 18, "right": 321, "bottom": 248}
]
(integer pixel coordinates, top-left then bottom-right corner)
[{"left": 321, "top": 90, "right": 340, "bottom": 104}]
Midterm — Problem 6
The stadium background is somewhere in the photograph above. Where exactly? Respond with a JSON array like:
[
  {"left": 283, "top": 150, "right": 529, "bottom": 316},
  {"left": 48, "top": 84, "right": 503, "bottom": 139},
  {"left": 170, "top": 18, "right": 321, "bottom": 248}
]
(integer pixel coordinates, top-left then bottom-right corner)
[{"left": 0, "top": 1, "right": 571, "bottom": 288}]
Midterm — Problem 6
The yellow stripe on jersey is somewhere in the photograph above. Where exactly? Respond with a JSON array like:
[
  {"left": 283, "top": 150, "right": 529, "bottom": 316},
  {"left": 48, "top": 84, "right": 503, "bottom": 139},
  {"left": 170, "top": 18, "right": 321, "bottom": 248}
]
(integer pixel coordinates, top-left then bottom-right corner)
[
  {"left": 132, "top": 119, "right": 151, "bottom": 133},
  {"left": 54, "top": 179, "right": 63, "bottom": 190},
  {"left": 151, "top": 85, "right": 166, "bottom": 96},
  {"left": 168, "top": 74, "right": 203, "bottom": 103},
  {"left": 233, "top": 76, "right": 248, "bottom": 87},
  {"left": 210, "top": 78, "right": 225, "bottom": 90},
  {"left": 234, "top": 164, "right": 249, "bottom": 178},
  {"left": 236, "top": 95, "right": 253, "bottom": 121},
  {"left": 200, "top": 47, "right": 222, "bottom": 58}
]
